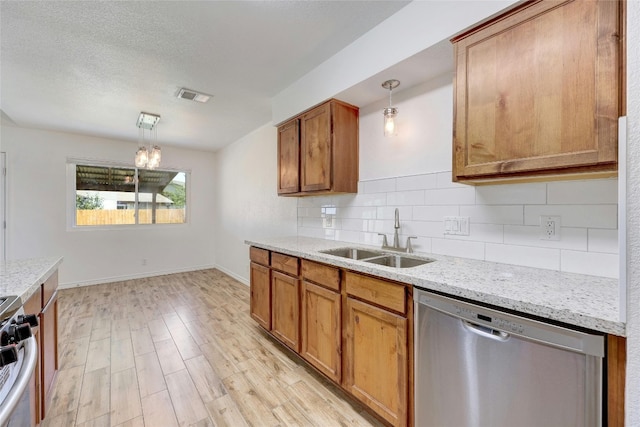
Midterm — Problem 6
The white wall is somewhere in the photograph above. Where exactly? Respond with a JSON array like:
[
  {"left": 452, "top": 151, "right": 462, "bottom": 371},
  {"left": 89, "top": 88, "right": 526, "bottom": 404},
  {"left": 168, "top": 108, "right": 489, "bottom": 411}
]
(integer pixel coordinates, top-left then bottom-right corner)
[
  {"left": 0, "top": 125, "right": 217, "bottom": 287},
  {"left": 359, "top": 74, "right": 453, "bottom": 180},
  {"left": 272, "top": 0, "right": 517, "bottom": 124},
  {"left": 213, "top": 123, "right": 297, "bottom": 284}
]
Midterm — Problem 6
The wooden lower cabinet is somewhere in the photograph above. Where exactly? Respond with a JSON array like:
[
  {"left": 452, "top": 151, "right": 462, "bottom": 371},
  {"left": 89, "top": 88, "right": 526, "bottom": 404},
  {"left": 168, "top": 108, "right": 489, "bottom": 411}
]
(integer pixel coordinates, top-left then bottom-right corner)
[
  {"left": 21, "top": 270, "right": 59, "bottom": 425},
  {"left": 271, "top": 271, "right": 300, "bottom": 352},
  {"left": 344, "top": 296, "right": 408, "bottom": 427},
  {"left": 300, "top": 280, "right": 341, "bottom": 382},
  {"left": 41, "top": 291, "right": 58, "bottom": 419},
  {"left": 23, "top": 287, "right": 41, "bottom": 427},
  {"left": 249, "top": 262, "right": 271, "bottom": 329}
]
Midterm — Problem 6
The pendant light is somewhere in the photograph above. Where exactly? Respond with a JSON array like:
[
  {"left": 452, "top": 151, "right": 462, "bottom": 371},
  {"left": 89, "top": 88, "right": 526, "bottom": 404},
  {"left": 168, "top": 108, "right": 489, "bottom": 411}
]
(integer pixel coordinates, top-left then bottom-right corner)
[
  {"left": 382, "top": 79, "right": 400, "bottom": 137},
  {"left": 135, "top": 112, "right": 161, "bottom": 169}
]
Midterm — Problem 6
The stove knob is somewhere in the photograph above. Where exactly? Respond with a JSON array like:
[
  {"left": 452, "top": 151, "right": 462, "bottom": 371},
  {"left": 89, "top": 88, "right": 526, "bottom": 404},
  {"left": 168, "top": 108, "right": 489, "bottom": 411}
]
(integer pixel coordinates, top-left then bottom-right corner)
[
  {"left": 9, "top": 323, "right": 32, "bottom": 343},
  {"left": 17, "top": 314, "right": 38, "bottom": 328},
  {"left": 0, "top": 345, "right": 18, "bottom": 367}
]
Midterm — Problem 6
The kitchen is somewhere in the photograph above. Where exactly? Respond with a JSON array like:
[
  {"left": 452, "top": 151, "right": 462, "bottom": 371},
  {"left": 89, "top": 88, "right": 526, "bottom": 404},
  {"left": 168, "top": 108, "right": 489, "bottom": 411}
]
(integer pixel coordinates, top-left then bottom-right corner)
[{"left": 0, "top": 1, "right": 638, "bottom": 426}]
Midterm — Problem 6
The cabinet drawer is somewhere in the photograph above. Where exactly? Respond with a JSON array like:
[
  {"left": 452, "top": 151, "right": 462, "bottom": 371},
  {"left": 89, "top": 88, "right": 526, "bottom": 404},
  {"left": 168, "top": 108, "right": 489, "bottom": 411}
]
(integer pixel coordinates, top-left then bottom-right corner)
[
  {"left": 271, "top": 253, "right": 299, "bottom": 276},
  {"left": 301, "top": 260, "right": 340, "bottom": 291},
  {"left": 344, "top": 272, "right": 406, "bottom": 315},
  {"left": 250, "top": 247, "right": 270, "bottom": 267},
  {"left": 42, "top": 271, "right": 58, "bottom": 308}
]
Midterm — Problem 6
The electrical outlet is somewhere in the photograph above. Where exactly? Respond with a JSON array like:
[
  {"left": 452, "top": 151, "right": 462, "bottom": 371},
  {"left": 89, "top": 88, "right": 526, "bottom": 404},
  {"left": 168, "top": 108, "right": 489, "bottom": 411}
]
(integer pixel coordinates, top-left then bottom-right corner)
[{"left": 540, "top": 216, "right": 560, "bottom": 240}]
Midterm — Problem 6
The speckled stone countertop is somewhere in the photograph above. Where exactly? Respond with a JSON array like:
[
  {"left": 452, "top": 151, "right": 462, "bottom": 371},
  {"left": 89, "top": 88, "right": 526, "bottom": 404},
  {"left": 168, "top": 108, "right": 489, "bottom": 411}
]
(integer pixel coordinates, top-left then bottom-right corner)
[
  {"left": 0, "top": 257, "right": 63, "bottom": 304},
  {"left": 246, "top": 237, "right": 625, "bottom": 336}
]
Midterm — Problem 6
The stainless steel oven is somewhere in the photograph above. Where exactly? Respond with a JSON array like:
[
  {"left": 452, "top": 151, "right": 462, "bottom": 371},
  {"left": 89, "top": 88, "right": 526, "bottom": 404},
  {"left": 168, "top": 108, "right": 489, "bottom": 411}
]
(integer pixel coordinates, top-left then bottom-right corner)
[{"left": 0, "top": 296, "right": 38, "bottom": 427}]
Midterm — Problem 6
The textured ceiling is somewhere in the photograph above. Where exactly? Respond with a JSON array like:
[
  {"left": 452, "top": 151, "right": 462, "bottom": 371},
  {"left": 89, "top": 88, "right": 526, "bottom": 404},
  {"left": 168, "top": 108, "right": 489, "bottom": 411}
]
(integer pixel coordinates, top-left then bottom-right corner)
[{"left": 0, "top": 1, "right": 409, "bottom": 151}]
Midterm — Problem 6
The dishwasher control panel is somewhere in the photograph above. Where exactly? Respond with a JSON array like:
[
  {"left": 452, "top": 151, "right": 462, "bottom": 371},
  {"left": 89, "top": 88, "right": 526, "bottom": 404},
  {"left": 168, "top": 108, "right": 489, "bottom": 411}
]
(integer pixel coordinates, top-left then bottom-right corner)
[{"left": 415, "top": 288, "right": 604, "bottom": 357}]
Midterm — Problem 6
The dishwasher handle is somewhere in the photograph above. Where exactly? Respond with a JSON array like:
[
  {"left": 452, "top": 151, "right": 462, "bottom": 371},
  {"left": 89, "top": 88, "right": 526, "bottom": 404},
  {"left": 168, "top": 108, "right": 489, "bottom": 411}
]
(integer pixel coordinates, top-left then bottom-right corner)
[{"left": 462, "top": 320, "right": 510, "bottom": 342}]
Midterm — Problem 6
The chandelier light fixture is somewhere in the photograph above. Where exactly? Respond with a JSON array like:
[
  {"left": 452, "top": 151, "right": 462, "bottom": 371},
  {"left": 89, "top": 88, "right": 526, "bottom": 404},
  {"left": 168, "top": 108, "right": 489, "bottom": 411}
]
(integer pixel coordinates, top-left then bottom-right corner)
[
  {"left": 382, "top": 79, "right": 400, "bottom": 137},
  {"left": 135, "top": 112, "right": 161, "bottom": 169}
]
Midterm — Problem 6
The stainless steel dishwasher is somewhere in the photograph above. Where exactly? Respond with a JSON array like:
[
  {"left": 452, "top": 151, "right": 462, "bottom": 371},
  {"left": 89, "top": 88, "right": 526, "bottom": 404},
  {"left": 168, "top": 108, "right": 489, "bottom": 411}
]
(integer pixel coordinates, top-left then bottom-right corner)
[{"left": 414, "top": 288, "right": 605, "bottom": 427}]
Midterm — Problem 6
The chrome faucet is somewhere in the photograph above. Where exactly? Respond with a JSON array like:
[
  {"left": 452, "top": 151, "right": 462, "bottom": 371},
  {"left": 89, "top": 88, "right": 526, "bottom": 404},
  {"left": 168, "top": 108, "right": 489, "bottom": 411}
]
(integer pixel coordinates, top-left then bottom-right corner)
[
  {"left": 378, "top": 208, "right": 417, "bottom": 253},
  {"left": 393, "top": 208, "right": 400, "bottom": 248}
]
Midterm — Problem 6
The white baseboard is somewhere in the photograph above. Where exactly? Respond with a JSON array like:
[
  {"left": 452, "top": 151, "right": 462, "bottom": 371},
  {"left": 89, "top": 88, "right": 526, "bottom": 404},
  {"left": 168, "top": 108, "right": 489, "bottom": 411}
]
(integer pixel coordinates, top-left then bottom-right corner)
[
  {"left": 214, "top": 264, "right": 249, "bottom": 286},
  {"left": 58, "top": 264, "right": 217, "bottom": 289}
]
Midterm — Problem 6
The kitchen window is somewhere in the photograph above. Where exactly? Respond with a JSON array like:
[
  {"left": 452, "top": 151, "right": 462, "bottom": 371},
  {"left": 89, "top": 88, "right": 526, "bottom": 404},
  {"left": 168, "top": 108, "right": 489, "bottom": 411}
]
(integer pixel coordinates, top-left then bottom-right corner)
[{"left": 69, "top": 162, "right": 188, "bottom": 227}]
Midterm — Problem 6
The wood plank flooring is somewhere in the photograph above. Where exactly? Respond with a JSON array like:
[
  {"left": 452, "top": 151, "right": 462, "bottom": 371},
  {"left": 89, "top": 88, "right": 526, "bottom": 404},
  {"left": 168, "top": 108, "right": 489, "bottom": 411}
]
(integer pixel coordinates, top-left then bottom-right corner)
[{"left": 43, "top": 269, "right": 383, "bottom": 427}]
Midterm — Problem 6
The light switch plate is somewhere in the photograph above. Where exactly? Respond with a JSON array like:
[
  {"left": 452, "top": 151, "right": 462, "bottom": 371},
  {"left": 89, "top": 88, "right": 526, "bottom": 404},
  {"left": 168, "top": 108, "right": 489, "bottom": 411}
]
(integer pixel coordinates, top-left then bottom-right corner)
[{"left": 444, "top": 216, "right": 470, "bottom": 236}]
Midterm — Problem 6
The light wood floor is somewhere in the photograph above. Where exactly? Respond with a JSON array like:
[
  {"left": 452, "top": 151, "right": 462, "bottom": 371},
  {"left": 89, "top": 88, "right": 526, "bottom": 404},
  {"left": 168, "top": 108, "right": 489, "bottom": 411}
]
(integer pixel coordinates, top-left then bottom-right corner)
[{"left": 42, "top": 269, "right": 383, "bottom": 427}]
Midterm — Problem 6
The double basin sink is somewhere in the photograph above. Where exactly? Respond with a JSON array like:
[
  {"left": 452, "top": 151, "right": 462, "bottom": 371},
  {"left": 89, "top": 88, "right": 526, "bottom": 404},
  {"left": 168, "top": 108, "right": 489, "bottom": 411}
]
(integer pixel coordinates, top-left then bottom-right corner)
[{"left": 320, "top": 247, "right": 435, "bottom": 269}]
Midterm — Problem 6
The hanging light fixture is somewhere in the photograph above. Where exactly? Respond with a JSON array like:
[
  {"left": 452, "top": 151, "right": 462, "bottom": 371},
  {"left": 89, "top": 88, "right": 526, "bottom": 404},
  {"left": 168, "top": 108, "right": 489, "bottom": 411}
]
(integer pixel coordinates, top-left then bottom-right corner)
[
  {"left": 135, "top": 112, "right": 161, "bottom": 169},
  {"left": 382, "top": 79, "right": 400, "bottom": 137}
]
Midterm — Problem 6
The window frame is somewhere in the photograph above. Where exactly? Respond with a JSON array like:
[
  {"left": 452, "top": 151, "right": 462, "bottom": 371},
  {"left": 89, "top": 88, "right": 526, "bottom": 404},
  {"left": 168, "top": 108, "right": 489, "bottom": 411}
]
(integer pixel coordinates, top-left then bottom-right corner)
[{"left": 67, "top": 159, "right": 190, "bottom": 231}]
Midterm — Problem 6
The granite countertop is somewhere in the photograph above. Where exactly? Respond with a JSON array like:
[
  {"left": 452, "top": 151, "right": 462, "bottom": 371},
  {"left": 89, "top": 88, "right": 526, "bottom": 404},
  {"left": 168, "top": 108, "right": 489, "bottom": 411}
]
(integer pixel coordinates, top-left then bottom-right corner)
[
  {"left": 246, "top": 236, "right": 624, "bottom": 336},
  {"left": 0, "top": 256, "right": 63, "bottom": 304}
]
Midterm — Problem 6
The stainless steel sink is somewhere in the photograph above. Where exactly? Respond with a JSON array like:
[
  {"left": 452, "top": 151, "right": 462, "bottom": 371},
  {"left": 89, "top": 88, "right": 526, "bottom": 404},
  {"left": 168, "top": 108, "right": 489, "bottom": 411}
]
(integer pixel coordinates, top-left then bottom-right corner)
[
  {"left": 320, "top": 247, "right": 386, "bottom": 260},
  {"left": 364, "top": 254, "right": 434, "bottom": 268},
  {"left": 320, "top": 247, "right": 434, "bottom": 268}
]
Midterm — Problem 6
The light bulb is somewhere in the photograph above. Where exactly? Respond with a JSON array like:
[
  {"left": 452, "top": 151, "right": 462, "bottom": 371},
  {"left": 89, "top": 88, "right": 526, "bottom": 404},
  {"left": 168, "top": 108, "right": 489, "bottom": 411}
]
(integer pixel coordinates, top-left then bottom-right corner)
[{"left": 383, "top": 107, "right": 398, "bottom": 137}]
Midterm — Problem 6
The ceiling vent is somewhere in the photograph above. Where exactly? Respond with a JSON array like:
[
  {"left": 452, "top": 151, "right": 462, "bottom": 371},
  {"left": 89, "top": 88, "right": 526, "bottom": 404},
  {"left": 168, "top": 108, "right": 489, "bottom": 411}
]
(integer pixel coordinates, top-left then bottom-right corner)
[{"left": 177, "top": 88, "right": 211, "bottom": 103}]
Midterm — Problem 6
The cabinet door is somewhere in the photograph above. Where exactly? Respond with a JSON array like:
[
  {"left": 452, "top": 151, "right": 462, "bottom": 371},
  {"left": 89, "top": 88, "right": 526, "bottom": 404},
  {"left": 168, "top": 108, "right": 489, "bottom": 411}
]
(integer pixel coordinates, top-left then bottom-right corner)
[
  {"left": 250, "top": 262, "right": 271, "bottom": 330},
  {"left": 300, "top": 280, "right": 341, "bottom": 382},
  {"left": 452, "top": 0, "right": 621, "bottom": 182},
  {"left": 271, "top": 271, "right": 300, "bottom": 351},
  {"left": 41, "top": 291, "right": 58, "bottom": 419},
  {"left": 344, "top": 297, "right": 408, "bottom": 427},
  {"left": 300, "top": 102, "right": 332, "bottom": 192},
  {"left": 24, "top": 289, "right": 41, "bottom": 426},
  {"left": 278, "top": 119, "right": 300, "bottom": 194}
]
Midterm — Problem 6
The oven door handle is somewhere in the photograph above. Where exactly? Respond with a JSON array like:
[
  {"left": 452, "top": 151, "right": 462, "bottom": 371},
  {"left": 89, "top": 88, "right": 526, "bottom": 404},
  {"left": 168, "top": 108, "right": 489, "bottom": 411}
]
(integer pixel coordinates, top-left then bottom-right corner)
[{"left": 0, "top": 336, "right": 37, "bottom": 426}]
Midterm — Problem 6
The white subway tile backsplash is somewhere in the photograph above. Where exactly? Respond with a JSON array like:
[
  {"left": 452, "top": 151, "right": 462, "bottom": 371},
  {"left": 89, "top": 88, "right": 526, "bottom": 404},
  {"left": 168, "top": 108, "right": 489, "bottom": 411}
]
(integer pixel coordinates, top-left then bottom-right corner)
[
  {"left": 476, "top": 183, "right": 547, "bottom": 205},
  {"left": 460, "top": 205, "right": 524, "bottom": 225},
  {"left": 363, "top": 178, "right": 396, "bottom": 193},
  {"left": 504, "top": 225, "right": 588, "bottom": 251},
  {"left": 413, "top": 205, "right": 459, "bottom": 221},
  {"left": 436, "top": 171, "right": 468, "bottom": 188},
  {"left": 486, "top": 244, "right": 561, "bottom": 270},
  {"left": 447, "top": 223, "right": 504, "bottom": 244},
  {"left": 424, "top": 187, "right": 476, "bottom": 205},
  {"left": 336, "top": 193, "right": 386, "bottom": 207},
  {"left": 301, "top": 217, "right": 323, "bottom": 228},
  {"left": 547, "top": 179, "right": 618, "bottom": 205},
  {"left": 377, "top": 206, "right": 413, "bottom": 221},
  {"left": 432, "top": 238, "right": 485, "bottom": 260},
  {"left": 524, "top": 205, "right": 617, "bottom": 229},
  {"left": 341, "top": 218, "right": 368, "bottom": 232},
  {"left": 588, "top": 229, "right": 619, "bottom": 253},
  {"left": 405, "top": 221, "right": 444, "bottom": 238},
  {"left": 409, "top": 237, "right": 432, "bottom": 254},
  {"left": 561, "top": 250, "right": 619, "bottom": 278},
  {"left": 387, "top": 190, "right": 425, "bottom": 206},
  {"left": 340, "top": 206, "right": 378, "bottom": 219},
  {"left": 297, "top": 171, "right": 619, "bottom": 278},
  {"left": 397, "top": 174, "right": 438, "bottom": 191}
]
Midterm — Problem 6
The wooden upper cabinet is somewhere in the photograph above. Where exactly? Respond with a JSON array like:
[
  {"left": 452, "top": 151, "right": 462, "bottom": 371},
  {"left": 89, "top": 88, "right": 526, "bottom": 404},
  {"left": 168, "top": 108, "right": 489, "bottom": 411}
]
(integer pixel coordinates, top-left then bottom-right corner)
[
  {"left": 277, "top": 99, "right": 358, "bottom": 196},
  {"left": 278, "top": 119, "right": 300, "bottom": 194},
  {"left": 452, "top": 0, "right": 624, "bottom": 183}
]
